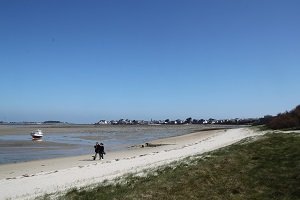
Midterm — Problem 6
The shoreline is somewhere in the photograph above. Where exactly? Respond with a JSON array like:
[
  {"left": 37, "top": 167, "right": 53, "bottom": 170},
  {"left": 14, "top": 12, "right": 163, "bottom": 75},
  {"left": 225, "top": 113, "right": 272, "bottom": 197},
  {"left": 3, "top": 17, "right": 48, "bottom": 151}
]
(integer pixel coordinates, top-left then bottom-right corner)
[
  {"left": 0, "top": 128, "right": 222, "bottom": 179},
  {"left": 0, "top": 127, "right": 261, "bottom": 200},
  {"left": 0, "top": 124, "right": 244, "bottom": 165}
]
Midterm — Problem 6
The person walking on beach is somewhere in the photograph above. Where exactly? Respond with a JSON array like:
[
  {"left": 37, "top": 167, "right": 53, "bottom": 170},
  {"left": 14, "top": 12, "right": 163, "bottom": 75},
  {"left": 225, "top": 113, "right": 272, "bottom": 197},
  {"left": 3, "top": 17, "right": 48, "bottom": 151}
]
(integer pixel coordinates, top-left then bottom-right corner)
[
  {"left": 99, "top": 143, "right": 105, "bottom": 160},
  {"left": 93, "top": 142, "right": 101, "bottom": 160}
]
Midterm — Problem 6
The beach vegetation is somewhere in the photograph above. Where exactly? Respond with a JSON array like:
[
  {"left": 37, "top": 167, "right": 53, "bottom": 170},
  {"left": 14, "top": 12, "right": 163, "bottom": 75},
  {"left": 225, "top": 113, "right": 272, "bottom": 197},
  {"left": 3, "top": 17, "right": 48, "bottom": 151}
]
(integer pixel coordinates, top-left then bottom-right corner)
[
  {"left": 51, "top": 131, "right": 300, "bottom": 200},
  {"left": 266, "top": 105, "right": 300, "bottom": 130}
]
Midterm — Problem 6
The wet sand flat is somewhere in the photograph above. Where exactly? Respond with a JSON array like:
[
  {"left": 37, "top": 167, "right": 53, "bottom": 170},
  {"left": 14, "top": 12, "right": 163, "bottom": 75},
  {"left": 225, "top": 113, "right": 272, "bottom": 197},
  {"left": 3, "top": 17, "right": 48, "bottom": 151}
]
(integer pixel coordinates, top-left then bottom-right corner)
[
  {"left": 0, "top": 124, "right": 107, "bottom": 135},
  {"left": 0, "top": 124, "right": 239, "bottom": 135},
  {"left": 0, "top": 124, "right": 241, "bottom": 164}
]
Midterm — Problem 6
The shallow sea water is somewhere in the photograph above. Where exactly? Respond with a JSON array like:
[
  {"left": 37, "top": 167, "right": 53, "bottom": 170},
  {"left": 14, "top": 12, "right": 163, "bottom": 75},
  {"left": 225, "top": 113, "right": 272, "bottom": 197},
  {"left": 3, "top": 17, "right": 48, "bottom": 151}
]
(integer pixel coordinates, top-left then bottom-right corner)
[{"left": 0, "top": 125, "right": 225, "bottom": 164}]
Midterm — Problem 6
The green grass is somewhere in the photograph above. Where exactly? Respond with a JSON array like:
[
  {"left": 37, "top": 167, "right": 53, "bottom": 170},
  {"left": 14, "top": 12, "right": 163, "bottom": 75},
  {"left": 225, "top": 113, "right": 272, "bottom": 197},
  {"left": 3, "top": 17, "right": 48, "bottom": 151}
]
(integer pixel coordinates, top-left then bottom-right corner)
[{"left": 51, "top": 132, "right": 300, "bottom": 200}]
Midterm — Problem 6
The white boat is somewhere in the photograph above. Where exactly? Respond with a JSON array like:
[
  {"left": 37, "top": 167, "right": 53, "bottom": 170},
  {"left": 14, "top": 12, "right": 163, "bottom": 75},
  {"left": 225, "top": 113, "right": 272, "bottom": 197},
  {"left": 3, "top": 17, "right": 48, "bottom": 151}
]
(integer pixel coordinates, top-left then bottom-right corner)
[{"left": 31, "top": 129, "right": 43, "bottom": 139}]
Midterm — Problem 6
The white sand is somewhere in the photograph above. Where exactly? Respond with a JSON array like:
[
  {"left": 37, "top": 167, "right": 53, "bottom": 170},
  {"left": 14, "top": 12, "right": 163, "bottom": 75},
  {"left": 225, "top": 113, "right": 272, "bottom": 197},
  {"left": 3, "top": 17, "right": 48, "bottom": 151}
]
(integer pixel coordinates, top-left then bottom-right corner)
[{"left": 0, "top": 128, "right": 261, "bottom": 200}]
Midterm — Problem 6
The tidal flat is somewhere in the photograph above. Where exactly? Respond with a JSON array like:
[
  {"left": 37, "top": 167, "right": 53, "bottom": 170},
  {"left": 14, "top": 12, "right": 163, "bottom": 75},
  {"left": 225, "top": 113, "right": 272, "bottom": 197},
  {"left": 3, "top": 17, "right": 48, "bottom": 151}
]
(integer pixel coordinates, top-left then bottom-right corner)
[{"left": 0, "top": 124, "right": 238, "bottom": 164}]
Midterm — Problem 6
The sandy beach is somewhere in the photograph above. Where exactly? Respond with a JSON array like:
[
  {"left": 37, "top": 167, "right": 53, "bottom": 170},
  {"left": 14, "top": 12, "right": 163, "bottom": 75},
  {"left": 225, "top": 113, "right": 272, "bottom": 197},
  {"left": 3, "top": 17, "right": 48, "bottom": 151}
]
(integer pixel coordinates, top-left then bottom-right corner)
[{"left": 0, "top": 127, "right": 261, "bottom": 200}]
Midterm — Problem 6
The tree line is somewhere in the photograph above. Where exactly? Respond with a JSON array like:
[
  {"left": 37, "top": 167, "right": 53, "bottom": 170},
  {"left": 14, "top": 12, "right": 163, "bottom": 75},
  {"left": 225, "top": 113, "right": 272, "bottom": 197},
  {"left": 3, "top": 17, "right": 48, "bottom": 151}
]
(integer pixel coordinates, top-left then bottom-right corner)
[{"left": 258, "top": 105, "right": 300, "bottom": 130}]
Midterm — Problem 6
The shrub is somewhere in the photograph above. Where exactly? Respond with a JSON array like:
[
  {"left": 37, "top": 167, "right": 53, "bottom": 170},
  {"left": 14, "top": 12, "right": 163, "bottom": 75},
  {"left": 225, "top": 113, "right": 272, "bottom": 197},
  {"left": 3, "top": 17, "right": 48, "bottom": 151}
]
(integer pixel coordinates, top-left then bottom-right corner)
[{"left": 267, "top": 105, "right": 300, "bottom": 130}]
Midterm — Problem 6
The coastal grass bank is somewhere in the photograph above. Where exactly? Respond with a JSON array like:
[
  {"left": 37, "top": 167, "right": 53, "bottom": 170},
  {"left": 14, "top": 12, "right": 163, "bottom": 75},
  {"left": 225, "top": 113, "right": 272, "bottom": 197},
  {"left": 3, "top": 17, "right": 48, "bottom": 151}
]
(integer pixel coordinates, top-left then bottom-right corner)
[{"left": 49, "top": 130, "right": 300, "bottom": 200}]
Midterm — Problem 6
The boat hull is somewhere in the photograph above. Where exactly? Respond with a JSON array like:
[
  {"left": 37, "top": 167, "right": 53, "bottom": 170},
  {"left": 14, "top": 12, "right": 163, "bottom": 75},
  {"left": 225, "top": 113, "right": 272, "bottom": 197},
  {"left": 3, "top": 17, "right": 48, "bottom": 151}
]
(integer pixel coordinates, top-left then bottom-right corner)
[
  {"left": 31, "top": 135, "right": 43, "bottom": 139},
  {"left": 30, "top": 130, "right": 43, "bottom": 140}
]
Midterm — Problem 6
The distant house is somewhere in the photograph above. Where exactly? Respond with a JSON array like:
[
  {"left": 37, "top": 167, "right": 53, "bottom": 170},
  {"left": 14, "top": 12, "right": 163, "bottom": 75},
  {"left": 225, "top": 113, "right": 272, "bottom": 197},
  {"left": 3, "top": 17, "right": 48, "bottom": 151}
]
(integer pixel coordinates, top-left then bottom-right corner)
[
  {"left": 176, "top": 119, "right": 184, "bottom": 124},
  {"left": 110, "top": 120, "right": 118, "bottom": 125},
  {"left": 96, "top": 120, "right": 108, "bottom": 125}
]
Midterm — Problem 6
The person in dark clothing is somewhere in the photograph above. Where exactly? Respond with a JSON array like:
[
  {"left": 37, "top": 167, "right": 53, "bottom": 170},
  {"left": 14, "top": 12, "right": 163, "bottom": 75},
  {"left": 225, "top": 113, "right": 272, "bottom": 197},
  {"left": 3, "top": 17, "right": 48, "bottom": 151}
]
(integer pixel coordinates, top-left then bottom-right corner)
[
  {"left": 99, "top": 143, "right": 105, "bottom": 160},
  {"left": 93, "top": 142, "right": 101, "bottom": 160}
]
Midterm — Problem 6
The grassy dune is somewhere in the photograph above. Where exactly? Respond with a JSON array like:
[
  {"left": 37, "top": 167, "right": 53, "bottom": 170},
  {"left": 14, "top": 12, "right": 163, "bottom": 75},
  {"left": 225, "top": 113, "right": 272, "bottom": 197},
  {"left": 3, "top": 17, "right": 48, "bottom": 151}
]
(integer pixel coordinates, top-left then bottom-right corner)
[{"left": 51, "top": 131, "right": 300, "bottom": 200}]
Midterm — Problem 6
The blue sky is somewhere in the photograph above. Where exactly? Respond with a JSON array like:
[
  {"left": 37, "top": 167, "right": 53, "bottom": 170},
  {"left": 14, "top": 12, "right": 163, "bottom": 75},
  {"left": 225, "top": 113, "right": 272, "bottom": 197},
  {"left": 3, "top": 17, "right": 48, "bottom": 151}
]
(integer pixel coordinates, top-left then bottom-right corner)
[{"left": 0, "top": 0, "right": 299, "bottom": 123}]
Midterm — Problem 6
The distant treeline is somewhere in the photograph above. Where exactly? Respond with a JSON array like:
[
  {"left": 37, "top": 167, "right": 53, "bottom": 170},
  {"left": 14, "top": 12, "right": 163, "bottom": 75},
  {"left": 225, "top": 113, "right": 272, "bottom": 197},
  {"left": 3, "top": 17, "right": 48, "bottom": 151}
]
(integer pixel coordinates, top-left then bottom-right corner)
[
  {"left": 43, "top": 121, "right": 62, "bottom": 124},
  {"left": 258, "top": 105, "right": 300, "bottom": 130}
]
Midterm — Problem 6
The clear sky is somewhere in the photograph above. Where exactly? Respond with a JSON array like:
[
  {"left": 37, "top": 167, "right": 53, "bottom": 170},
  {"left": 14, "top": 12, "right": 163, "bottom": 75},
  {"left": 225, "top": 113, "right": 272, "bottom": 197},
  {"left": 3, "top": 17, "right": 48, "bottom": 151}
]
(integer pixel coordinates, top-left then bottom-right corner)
[{"left": 0, "top": 0, "right": 299, "bottom": 123}]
